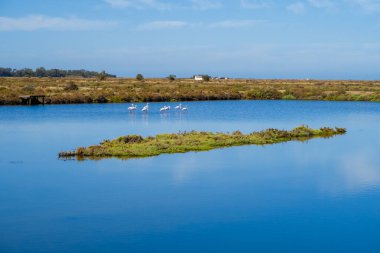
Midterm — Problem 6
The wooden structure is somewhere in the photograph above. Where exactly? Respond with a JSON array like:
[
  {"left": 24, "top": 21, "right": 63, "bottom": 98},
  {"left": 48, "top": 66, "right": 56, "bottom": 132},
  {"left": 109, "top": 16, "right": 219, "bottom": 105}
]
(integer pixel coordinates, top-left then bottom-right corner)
[{"left": 19, "top": 95, "right": 46, "bottom": 105}]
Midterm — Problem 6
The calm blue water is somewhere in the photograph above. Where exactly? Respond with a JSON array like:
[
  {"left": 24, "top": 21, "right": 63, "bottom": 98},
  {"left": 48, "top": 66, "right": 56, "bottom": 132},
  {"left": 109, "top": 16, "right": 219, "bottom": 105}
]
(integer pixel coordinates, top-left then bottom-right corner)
[{"left": 1, "top": 100, "right": 380, "bottom": 253}]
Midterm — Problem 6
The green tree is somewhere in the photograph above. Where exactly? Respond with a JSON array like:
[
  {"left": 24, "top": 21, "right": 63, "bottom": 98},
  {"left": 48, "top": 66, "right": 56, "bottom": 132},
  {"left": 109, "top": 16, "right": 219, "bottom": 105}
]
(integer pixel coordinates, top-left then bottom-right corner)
[
  {"left": 0, "top": 68, "right": 13, "bottom": 77},
  {"left": 202, "top": 75, "right": 210, "bottom": 82},
  {"left": 136, "top": 74, "right": 144, "bottom": 81},
  {"left": 97, "top": 70, "right": 107, "bottom": 81},
  {"left": 167, "top": 74, "right": 176, "bottom": 81},
  {"left": 35, "top": 67, "right": 47, "bottom": 77}
]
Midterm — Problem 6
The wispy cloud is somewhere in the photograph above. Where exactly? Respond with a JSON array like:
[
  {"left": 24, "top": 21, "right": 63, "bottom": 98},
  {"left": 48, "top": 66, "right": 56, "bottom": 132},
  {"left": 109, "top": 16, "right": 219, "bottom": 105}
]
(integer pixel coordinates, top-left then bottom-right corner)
[
  {"left": 307, "top": 0, "right": 380, "bottom": 12},
  {"left": 0, "top": 15, "right": 117, "bottom": 31},
  {"left": 104, "top": 0, "right": 132, "bottom": 8},
  {"left": 104, "top": 0, "right": 222, "bottom": 10},
  {"left": 136, "top": 19, "right": 262, "bottom": 30},
  {"left": 136, "top": 20, "right": 189, "bottom": 30},
  {"left": 104, "top": 0, "right": 172, "bottom": 10},
  {"left": 287, "top": 2, "right": 306, "bottom": 13},
  {"left": 284, "top": 0, "right": 380, "bottom": 14},
  {"left": 308, "top": 0, "right": 335, "bottom": 8},
  {"left": 208, "top": 19, "right": 263, "bottom": 28},
  {"left": 348, "top": 0, "right": 380, "bottom": 12},
  {"left": 240, "top": 0, "right": 272, "bottom": 9},
  {"left": 190, "top": 0, "right": 223, "bottom": 10}
]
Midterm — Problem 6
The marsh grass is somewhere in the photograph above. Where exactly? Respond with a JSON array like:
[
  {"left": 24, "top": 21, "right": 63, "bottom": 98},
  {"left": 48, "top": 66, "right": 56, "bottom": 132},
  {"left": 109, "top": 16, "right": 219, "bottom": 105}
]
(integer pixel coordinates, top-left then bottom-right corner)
[
  {"left": 58, "top": 126, "right": 346, "bottom": 160},
  {"left": 1, "top": 77, "right": 380, "bottom": 105}
]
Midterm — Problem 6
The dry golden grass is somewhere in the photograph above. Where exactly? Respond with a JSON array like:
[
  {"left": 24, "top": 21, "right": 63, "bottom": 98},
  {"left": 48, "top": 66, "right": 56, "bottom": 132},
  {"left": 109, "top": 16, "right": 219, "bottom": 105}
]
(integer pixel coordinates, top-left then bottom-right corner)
[{"left": 1, "top": 77, "right": 380, "bottom": 105}]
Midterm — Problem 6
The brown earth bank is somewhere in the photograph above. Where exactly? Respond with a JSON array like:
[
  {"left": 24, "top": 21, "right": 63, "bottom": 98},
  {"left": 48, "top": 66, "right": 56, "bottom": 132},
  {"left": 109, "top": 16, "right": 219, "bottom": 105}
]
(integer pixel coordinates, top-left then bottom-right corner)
[{"left": 1, "top": 77, "right": 380, "bottom": 105}]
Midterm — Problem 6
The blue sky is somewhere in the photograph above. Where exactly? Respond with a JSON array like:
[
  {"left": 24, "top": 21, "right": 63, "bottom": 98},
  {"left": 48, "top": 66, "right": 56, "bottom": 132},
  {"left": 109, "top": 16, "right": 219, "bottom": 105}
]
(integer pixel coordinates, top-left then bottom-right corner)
[{"left": 0, "top": 0, "right": 380, "bottom": 79}]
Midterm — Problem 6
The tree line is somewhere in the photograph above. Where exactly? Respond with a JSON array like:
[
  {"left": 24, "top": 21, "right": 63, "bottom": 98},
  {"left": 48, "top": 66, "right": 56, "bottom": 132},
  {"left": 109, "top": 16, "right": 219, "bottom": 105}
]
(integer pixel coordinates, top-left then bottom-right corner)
[{"left": 0, "top": 67, "right": 116, "bottom": 78}]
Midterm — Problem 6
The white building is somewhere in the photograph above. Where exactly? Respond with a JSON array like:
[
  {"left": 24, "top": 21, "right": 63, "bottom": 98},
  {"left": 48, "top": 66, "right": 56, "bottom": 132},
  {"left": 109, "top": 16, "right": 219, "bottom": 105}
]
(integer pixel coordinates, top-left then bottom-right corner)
[{"left": 194, "top": 75, "right": 203, "bottom": 81}]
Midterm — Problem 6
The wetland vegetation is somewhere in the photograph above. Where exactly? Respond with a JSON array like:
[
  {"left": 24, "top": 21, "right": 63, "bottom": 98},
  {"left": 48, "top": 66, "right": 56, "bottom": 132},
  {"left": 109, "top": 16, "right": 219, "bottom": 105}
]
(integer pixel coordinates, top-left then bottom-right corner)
[
  {"left": 59, "top": 126, "right": 346, "bottom": 160},
  {"left": 1, "top": 77, "right": 380, "bottom": 105}
]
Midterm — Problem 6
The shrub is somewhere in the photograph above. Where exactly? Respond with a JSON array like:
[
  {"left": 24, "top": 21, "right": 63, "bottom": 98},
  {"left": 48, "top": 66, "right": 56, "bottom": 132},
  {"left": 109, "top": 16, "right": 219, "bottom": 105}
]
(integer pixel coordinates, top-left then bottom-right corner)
[
  {"left": 95, "top": 96, "right": 108, "bottom": 103},
  {"left": 282, "top": 94, "right": 296, "bottom": 100},
  {"left": 136, "top": 74, "right": 144, "bottom": 81},
  {"left": 335, "top": 127, "right": 347, "bottom": 134},
  {"left": 64, "top": 81, "right": 79, "bottom": 91},
  {"left": 117, "top": 135, "right": 144, "bottom": 144},
  {"left": 247, "top": 88, "right": 282, "bottom": 100},
  {"left": 233, "top": 130, "right": 243, "bottom": 136},
  {"left": 203, "top": 75, "right": 210, "bottom": 82},
  {"left": 22, "top": 84, "right": 35, "bottom": 92},
  {"left": 97, "top": 71, "right": 107, "bottom": 81},
  {"left": 290, "top": 126, "right": 314, "bottom": 137},
  {"left": 167, "top": 75, "right": 176, "bottom": 81}
]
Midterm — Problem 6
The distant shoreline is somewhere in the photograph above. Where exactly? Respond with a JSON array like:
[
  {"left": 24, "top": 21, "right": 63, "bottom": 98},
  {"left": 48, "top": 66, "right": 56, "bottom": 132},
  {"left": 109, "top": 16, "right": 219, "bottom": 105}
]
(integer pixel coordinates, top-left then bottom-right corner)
[{"left": 1, "top": 77, "right": 380, "bottom": 105}]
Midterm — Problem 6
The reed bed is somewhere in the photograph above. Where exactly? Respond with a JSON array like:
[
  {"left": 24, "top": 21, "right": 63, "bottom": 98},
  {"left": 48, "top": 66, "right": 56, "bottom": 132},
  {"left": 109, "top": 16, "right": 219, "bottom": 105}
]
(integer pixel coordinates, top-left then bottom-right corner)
[{"left": 1, "top": 77, "right": 380, "bottom": 105}]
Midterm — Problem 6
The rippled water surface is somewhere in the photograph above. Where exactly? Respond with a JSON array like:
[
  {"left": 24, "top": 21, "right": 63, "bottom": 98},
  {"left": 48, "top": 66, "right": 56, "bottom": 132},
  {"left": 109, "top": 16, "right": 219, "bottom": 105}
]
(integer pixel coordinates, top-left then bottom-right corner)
[{"left": 1, "top": 100, "right": 380, "bottom": 253}]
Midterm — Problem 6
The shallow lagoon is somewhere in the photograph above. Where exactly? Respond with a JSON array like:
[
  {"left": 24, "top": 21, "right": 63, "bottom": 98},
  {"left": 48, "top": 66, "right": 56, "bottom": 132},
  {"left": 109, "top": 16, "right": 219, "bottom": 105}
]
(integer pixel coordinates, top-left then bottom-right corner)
[{"left": 1, "top": 100, "right": 380, "bottom": 253}]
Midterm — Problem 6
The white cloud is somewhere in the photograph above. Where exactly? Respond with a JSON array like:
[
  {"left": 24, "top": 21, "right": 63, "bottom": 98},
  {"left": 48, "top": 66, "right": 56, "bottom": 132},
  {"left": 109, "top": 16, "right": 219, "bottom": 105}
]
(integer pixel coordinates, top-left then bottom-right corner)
[
  {"left": 290, "top": 0, "right": 380, "bottom": 13},
  {"left": 348, "top": 0, "right": 380, "bottom": 12},
  {"left": 287, "top": 2, "right": 306, "bottom": 13},
  {"left": 308, "top": 0, "right": 335, "bottom": 8},
  {"left": 136, "top": 21, "right": 189, "bottom": 30},
  {"left": 104, "top": 0, "right": 172, "bottom": 10},
  {"left": 334, "top": 151, "right": 380, "bottom": 194},
  {"left": 190, "top": 0, "right": 223, "bottom": 10},
  {"left": 136, "top": 19, "right": 262, "bottom": 30},
  {"left": 240, "top": 0, "right": 272, "bottom": 9},
  {"left": 104, "top": 0, "right": 222, "bottom": 10},
  {"left": 208, "top": 19, "right": 262, "bottom": 28},
  {"left": 104, "top": 0, "right": 132, "bottom": 8},
  {"left": 0, "top": 15, "right": 117, "bottom": 31}
]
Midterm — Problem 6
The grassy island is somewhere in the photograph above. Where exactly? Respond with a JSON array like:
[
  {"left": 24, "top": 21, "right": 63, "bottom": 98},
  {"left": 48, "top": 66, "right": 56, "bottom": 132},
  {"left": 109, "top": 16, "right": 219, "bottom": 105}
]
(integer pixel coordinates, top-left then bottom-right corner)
[{"left": 59, "top": 126, "right": 346, "bottom": 160}]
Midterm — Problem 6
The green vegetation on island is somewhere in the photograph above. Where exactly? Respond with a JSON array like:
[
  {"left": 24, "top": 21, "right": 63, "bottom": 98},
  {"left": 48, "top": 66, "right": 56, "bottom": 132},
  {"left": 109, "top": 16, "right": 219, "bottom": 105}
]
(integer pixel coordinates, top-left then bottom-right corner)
[
  {"left": 1, "top": 77, "right": 380, "bottom": 105},
  {"left": 58, "top": 126, "right": 347, "bottom": 160}
]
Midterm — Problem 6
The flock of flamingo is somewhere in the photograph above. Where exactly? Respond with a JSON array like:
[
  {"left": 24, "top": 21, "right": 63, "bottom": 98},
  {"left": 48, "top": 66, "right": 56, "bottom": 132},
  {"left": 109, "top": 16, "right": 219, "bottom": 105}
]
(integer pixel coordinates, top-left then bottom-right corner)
[{"left": 127, "top": 103, "right": 188, "bottom": 113}]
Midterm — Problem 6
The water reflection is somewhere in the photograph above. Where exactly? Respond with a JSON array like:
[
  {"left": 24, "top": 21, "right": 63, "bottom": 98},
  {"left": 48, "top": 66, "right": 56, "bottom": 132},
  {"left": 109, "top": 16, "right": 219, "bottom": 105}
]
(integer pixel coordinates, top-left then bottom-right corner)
[
  {"left": 335, "top": 151, "right": 380, "bottom": 194},
  {"left": 159, "top": 111, "right": 170, "bottom": 122},
  {"left": 141, "top": 111, "right": 149, "bottom": 125},
  {"left": 171, "top": 154, "right": 200, "bottom": 185}
]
